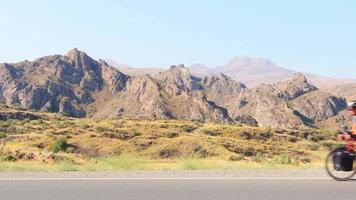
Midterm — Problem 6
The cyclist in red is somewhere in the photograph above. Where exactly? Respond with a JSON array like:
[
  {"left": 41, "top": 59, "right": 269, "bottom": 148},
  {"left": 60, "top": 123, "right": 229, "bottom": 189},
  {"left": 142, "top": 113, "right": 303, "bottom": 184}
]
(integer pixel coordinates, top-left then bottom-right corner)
[
  {"left": 347, "top": 101, "right": 356, "bottom": 131},
  {"left": 343, "top": 101, "right": 356, "bottom": 148}
]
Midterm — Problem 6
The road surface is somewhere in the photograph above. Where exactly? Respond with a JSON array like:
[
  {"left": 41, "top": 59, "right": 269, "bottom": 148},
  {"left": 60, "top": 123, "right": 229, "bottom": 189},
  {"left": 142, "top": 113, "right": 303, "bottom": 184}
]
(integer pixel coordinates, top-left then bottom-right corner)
[{"left": 0, "top": 170, "right": 355, "bottom": 200}]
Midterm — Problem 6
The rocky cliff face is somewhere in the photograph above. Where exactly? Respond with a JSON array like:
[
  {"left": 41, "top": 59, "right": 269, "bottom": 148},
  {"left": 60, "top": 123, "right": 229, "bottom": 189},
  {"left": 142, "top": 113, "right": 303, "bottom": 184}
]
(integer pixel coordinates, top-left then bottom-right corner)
[
  {"left": 200, "top": 73, "right": 346, "bottom": 128},
  {"left": 274, "top": 73, "right": 318, "bottom": 100},
  {"left": 0, "top": 49, "right": 348, "bottom": 128},
  {"left": 0, "top": 48, "right": 129, "bottom": 117}
]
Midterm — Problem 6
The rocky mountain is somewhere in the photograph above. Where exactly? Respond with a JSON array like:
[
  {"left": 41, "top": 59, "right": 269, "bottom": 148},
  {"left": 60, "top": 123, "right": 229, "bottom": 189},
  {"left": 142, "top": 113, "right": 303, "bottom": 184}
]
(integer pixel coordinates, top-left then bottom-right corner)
[
  {"left": 0, "top": 49, "right": 348, "bottom": 128},
  {"left": 0, "top": 48, "right": 129, "bottom": 117}
]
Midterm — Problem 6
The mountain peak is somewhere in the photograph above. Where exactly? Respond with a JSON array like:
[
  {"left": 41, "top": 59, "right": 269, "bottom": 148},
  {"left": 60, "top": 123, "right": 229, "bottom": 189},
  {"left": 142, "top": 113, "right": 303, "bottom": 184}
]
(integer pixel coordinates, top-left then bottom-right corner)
[
  {"left": 169, "top": 64, "right": 186, "bottom": 69},
  {"left": 215, "top": 56, "right": 295, "bottom": 86},
  {"left": 292, "top": 72, "right": 307, "bottom": 82},
  {"left": 65, "top": 48, "right": 88, "bottom": 60},
  {"left": 188, "top": 64, "right": 217, "bottom": 78},
  {"left": 226, "top": 56, "right": 276, "bottom": 68},
  {"left": 167, "top": 64, "right": 191, "bottom": 76},
  {"left": 274, "top": 73, "right": 317, "bottom": 100}
]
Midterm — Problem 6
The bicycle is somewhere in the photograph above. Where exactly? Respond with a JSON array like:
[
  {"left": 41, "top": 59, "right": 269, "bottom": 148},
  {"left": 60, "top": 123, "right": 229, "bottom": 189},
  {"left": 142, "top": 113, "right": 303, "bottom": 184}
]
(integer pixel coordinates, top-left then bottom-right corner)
[{"left": 325, "top": 130, "right": 356, "bottom": 181}]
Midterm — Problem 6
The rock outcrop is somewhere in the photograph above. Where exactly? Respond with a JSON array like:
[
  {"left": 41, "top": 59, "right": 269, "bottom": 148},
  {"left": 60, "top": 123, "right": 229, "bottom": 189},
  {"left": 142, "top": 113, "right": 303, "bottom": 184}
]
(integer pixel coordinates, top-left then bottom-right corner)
[
  {"left": 274, "top": 73, "right": 318, "bottom": 101},
  {"left": 0, "top": 48, "right": 129, "bottom": 117}
]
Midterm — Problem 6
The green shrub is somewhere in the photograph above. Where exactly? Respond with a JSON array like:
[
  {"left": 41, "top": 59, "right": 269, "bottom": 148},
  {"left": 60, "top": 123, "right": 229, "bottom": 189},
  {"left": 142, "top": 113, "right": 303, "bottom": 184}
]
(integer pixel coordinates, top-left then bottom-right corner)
[
  {"left": 50, "top": 138, "right": 69, "bottom": 153},
  {"left": 30, "top": 119, "right": 44, "bottom": 125},
  {"left": 2, "top": 155, "right": 16, "bottom": 162},
  {"left": 0, "top": 131, "right": 7, "bottom": 139}
]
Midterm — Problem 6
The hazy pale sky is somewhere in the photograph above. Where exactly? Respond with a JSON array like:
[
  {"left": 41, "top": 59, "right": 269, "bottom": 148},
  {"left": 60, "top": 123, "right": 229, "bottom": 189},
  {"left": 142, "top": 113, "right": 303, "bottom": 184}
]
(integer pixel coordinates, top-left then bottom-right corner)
[{"left": 0, "top": 0, "right": 355, "bottom": 78}]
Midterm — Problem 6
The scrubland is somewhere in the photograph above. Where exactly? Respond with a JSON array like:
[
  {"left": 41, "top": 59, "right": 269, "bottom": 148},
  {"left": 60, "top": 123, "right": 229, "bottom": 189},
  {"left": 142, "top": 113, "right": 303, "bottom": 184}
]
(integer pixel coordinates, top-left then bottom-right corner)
[{"left": 0, "top": 107, "right": 342, "bottom": 171}]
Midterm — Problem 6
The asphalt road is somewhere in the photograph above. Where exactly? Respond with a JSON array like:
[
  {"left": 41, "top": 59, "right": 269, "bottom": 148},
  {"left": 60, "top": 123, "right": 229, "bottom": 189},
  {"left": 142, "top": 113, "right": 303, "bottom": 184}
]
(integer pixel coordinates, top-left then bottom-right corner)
[{"left": 0, "top": 171, "right": 355, "bottom": 200}]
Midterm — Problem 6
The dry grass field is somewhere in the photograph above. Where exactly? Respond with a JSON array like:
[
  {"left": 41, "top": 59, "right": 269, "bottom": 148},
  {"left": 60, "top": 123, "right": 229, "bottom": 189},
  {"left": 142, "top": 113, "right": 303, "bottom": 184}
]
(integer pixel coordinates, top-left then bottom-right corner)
[{"left": 0, "top": 106, "right": 342, "bottom": 171}]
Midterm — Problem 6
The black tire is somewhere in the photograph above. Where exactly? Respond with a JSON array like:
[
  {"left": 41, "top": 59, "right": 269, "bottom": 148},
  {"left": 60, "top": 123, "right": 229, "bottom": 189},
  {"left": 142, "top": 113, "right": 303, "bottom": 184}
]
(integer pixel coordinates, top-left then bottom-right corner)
[{"left": 325, "top": 147, "right": 356, "bottom": 181}]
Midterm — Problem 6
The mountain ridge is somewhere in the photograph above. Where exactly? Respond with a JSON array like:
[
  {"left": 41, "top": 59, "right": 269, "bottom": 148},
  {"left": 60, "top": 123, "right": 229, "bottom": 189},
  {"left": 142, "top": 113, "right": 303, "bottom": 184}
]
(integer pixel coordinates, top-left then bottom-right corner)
[
  {"left": 105, "top": 57, "right": 356, "bottom": 88},
  {"left": 0, "top": 49, "right": 349, "bottom": 128}
]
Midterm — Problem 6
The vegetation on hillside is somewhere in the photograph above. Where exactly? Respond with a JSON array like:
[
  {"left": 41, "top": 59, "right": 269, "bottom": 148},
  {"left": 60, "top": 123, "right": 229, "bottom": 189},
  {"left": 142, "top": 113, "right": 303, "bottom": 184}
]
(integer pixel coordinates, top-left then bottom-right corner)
[{"left": 0, "top": 107, "right": 343, "bottom": 171}]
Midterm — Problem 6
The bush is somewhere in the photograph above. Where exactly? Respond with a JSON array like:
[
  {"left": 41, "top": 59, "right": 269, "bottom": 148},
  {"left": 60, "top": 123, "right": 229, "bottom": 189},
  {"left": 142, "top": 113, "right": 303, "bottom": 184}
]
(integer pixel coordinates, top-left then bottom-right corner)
[
  {"left": 273, "top": 154, "right": 293, "bottom": 165},
  {"left": 254, "top": 130, "right": 272, "bottom": 140},
  {"left": 201, "top": 129, "right": 220, "bottom": 136},
  {"left": 81, "top": 124, "right": 91, "bottom": 129},
  {"left": 242, "top": 147, "right": 255, "bottom": 157},
  {"left": 159, "top": 124, "right": 169, "bottom": 128},
  {"left": 287, "top": 136, "right": 298, "bottom": 143},
  {"left": 320, "top": 141, "right": 338, "bottom": 149},
  {"left": 30, "top": 119, "right": 44, "bottom": 125},
  {"left": 252, "top": 152, "right": 264, "bottom": 162},
  {"left": 163, "top": 131, "right": 179, "bottom": 138},
  {"left": 307, "top": 144, "right": 319, "bottom": 151},
  {"left": 181, "top": 125, "right": 197, "bottom": 133},
  {"left": 307, "top": 134, "right": 325, "bottom": 142},
  {"left": 102, "top": 130, "right": 140, "bottom": 140},
  {"left": 66, "top": 147, "right": 75, "bottom": 153},
  {"left": 0, "top": 131, "right": 7, "bottom": 139},
  {"left": 238, "top": 131, "right": 253, "bottom": 139},
  {"left": 2, "top": 155, "right": 16, "bottom": 162},
  {"left": 158, "top": 148, "right": 180, "bottom": 158},
  {"left": 297, "top": 156, "right": 312, "bottom": 163},
  {"left": 229, "top": 154, "right": 244, "bottom": 161},
  {"left": 96, "top": 126, "right": 113, "bottom": 132},
  {"left": 50, "top": 138, "right": 69, "bottom": 153}
]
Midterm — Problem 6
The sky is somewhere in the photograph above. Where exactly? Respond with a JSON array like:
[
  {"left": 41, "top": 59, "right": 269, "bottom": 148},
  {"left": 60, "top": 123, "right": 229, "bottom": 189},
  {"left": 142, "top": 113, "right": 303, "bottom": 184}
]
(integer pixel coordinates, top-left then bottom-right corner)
[{"left": 0, "top": 0, "right": 355, "bottom": 78}]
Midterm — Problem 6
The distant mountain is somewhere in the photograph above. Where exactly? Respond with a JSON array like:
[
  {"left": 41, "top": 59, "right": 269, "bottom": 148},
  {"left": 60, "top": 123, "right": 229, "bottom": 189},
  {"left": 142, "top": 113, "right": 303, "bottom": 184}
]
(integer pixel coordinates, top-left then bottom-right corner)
[
  {"left": 213, "top": 56, "right": 356, "bottom": 88},
  {"left": 115, "top": 67, "right": 165, "bottom": 77},
  {"left": 103, "top": 59, "right": 164, "bottom": 76},
  {"left": 105, "top": 56, "right": 356, "bottom": 88},
  {"left": 214, "top": 56, "right": 294, "bottom": 86},
  {"left": 188, "top": 64, "right": 218, "bottom": 77},
  {"left": 321, "top": 83, "right": 356, "bottom": 101},
  {"left": 103, "top": 59, "right": 131, "bottom": 68},
  {"left": 106, "top": 63, "right": 218, "bottom": 78}
]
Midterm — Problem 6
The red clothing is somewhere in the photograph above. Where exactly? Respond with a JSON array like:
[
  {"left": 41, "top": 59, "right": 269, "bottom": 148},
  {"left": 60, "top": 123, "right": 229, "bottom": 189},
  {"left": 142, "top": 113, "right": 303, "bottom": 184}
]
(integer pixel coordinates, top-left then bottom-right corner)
[{"left": 352, "top": 116, "right": 356, "bottom": 135}]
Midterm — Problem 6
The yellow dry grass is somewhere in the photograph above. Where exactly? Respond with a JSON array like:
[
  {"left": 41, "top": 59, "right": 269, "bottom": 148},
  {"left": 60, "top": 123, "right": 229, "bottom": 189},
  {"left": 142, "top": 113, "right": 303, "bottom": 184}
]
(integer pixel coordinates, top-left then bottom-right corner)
[{"left": 0, "top": 108, "right": 340, "bottom": 171}]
